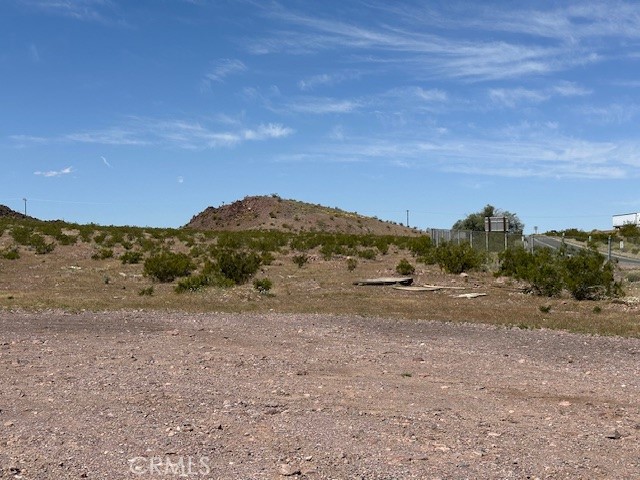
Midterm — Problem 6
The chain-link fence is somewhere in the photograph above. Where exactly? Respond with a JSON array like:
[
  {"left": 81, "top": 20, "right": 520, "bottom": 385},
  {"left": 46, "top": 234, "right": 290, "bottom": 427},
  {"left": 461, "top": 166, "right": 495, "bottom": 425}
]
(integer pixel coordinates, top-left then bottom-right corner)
[{"left": 427, "top": 228, "right": 528, "bottom": 253}]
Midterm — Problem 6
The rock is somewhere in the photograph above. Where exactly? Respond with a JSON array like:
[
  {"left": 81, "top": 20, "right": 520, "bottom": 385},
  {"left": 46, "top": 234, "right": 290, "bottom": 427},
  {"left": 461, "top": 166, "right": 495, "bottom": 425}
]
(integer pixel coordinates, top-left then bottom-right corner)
[
  {"left": 605, "top": 430, "right": 622, "bottom": 440},
  {"left": 279, "top": 464, "right": 301, "bottom": 476}
]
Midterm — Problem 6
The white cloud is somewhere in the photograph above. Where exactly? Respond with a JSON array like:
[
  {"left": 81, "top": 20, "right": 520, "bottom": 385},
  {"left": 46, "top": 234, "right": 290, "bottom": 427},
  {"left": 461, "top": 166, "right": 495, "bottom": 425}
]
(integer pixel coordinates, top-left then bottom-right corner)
[
  {"left": 298, "top": 72, "right": 358, "bottom": 91},
  {"left": 13, "top": 117, "right": 294, "bottom": 150},
  {"left": 204, "top": 59, "right": 247, "bottom": 83},
  {"left": 490, "top": 82, "right": 592, "bottom": 107},
  {"left": 101, "top": 156, "right": 112, "bottom": 168},
  {"left": 489, "top": 88, "right": 549, "bottom": 107},
  {"left": 177, "top": 176, "right": 184, "bottom": 184},
  {"left": 250, "top": 2, "right": 638, "bottom": 82},
  {"left": 286, "top": 98, "right": 360, "bottom": 114},
  {"left": 19, "top": 0, "right": 121, "bottom": 25},
  {"left": 34, "top": 166, "right": 73, "bottom": 177},
  {"left": 242, "top": 123, "right": 293, "bottom": 140}
]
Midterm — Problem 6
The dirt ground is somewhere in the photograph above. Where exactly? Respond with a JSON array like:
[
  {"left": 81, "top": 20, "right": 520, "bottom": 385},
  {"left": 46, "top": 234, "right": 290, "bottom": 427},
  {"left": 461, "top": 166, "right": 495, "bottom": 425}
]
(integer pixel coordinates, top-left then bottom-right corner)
[{"left": 1, "top": 310, "right": 638, "bottom": 479}]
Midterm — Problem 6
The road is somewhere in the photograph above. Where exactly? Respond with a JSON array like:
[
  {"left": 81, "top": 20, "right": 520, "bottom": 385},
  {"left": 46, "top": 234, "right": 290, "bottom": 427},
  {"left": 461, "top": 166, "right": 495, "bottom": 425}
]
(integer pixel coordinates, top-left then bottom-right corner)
[{"left": 533, "top": 235, "right": 640, "bottom": 267}]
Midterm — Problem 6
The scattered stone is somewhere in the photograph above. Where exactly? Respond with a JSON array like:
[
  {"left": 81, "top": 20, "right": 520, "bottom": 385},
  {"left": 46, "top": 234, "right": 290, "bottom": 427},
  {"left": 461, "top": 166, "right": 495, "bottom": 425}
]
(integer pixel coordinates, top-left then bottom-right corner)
[
  {"left": 279, "top": 464, "right": 301, "bottom": 476},
  {"left": 605, "top": 430, "right": 622, "bottom": 440}
]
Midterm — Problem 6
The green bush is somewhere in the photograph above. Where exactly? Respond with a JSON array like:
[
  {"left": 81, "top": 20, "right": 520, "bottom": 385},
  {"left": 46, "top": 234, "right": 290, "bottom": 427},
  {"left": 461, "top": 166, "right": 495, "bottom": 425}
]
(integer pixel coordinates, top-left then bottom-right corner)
[
  {"left": 618, "top": 223, "right": 640, "bottom": 240},
  {"left": 120, "top": 251, "right": 143, "bottom": 264},
  {"left": 564, "top": 248, "right": 621, "bottom": 300},
  {"left": 498, "top": 246, "right": 622, "bottom": 300},
  {"left": 627, "top": 272, "right": 640, "bottom": 283},
  {"left": 30, "top": 234, "right": 55, "bottom": 255},
  {"left": 434, "top": 242, "right": 484, "bottom": 274},
  {"left": 292, "top": 253, "right": 309, "bottom": 268},
  {"left": 55, "top": 233, "right": 78, "bottom": 245},
  {"left": 10, "top": 225, "right": 35, "bottom": 246},
  {"left": 143, "top": 251, "right": 194, "bottom": 283},
  {"left": 357, "top": 248, "right": 377, "bottom": 260},
  {"left": 138, "top": 286, "right": 154, "bottom": 296},
  {"left": 499, "top": 247, "right": 562, "bottom": 296},
  {"left": 92, "top": 248, "right": 114, "bottom": 260},
  {"left": 396, "top": 258, "right": 415, "bottom": 276},
  {"left": 216, "top": 251, "right": 262, "bottom": 285},
  {"left": 253, "top": 277, "right": 273, "bottom": 293},
  {"left": 2, "top": 247, "right": 20, "bottom": 260},
  {"left": 175, "top": 274, "right": 211, "bottom": 293},
  {"left": 347, "top": 258, "right": 358, "bottom": 271}
]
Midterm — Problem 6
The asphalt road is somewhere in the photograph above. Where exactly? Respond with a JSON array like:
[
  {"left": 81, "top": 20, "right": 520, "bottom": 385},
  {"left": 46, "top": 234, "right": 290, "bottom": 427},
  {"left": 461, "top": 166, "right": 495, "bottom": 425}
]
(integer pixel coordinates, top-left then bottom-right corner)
[{"left": 533, "top": 235, "right": 640, "bottom": 267}]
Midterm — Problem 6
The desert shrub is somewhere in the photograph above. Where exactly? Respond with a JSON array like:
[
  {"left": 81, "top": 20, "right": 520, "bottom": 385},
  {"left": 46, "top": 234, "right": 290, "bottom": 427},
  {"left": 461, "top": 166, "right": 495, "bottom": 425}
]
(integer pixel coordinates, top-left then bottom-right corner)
[
  {"left": 357, "top": 248, "right": 377, "bottom": 260},
  {"left": 564, "top": 248, "right": 621, "bottom": 300},
  {"left": 627, "top": 272, "right": 640, "bottom": 283},
  {"left": 10, "top": 225, "right": 34, "bottom": 246},
  {"left": 2, "top": 247, "right": 20, "bottom": 260},
  {"left": 409, "top": 236, "right": 433, "bottom": 258},
  {"left": 618, "top": 223, "right": 640, "bottom": 240},
  {"left": 216, "top": 251, "right": 261, "bottom": 285},
  {"left": 260, "top": 251, "right": 275, "bottom": 265},
  {"left": 498, "top": 246, "right": 622, "bottom": 300},
  {"left": 93, "top": 232, "right": 108, "bottom": 245},
  {"left": 375, "top": 239, "right": 389, "bottom": 255},
  {"left": 434, "top": 242, "right": 484, "bottom": 274},
  {"left": 175, "top": 274, "right": 211, "bottom": 293},
  {"left": 499, "top": 247, "right": 563, "bottom": 297},
  {"left": 29, "top": 234, "right": 55, "bottom": 255},
  {"left": 396, "top": 258, "right": 416, "bottom": 275},
  {"left": 138, "top": 286, "right": 154, "bottom": 296},
  {"left": 137, "top": 237, "right": 159, "bottom": 252},
  {"left": 253, "top": 277, "right": 273, "bottom": 293},
  {"left": 120, "top": 250, "right": 143, "bottom": 264},
  {"left": 55, "top": 233, "right": 78, "bottom": 245},
  {"left": 92, "top": 248, "right": 114, "bottom": 260},
  {"left": 347, "top": 258, "right": 358, "bottom": 271},
  {"left": 293, "top": 253, "right": 309, "bottom": 268},
  {"left": 143, "top": 251, "right": 194, "bottom": 283}
]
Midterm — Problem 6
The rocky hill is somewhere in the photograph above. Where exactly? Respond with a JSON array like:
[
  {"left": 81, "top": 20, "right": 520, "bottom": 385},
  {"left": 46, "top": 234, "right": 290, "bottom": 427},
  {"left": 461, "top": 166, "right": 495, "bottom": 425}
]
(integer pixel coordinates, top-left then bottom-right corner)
[
  {"left": 0, "top": 205, "right": 35, "bottom": 221},
  {"left": 186, "top": 195, "right": 419, "bottom": 236}
]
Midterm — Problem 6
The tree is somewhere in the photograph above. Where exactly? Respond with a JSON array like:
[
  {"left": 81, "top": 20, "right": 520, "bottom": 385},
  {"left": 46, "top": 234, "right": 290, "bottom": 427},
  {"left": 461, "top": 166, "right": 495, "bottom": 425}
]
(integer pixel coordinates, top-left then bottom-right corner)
[{"left": 452, "top": 204, "right": 524, "bottom": 233}]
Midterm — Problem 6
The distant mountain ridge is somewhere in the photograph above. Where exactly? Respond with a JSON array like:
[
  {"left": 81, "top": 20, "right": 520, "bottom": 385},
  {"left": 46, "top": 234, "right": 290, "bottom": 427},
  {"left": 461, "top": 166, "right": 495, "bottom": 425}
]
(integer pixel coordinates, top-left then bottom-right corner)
[{"left": 186, "top": 195, "right": 419, "bottom": 236}]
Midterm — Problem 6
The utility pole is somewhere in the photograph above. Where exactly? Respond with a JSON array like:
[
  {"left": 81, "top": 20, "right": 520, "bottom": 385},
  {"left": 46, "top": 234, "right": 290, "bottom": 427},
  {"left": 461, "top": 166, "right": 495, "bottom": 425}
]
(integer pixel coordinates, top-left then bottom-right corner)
[
  {"left": 23, "top": 198, "right": 27, "bottom": 216},
  {"left": 406, "top": 210, "right": 409, "bottom": 228}
]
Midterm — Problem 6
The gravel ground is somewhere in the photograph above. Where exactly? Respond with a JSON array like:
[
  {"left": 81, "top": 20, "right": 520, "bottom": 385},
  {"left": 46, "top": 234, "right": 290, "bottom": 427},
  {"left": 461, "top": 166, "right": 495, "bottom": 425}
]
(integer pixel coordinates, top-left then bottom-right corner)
[{"left": 0, "top": 310, "right": 639, "bottom": 479}]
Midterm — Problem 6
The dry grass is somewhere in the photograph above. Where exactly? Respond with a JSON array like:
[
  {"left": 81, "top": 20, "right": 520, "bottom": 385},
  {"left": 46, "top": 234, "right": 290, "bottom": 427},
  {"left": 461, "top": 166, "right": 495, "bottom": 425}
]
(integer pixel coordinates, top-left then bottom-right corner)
[{"left": 1, "top": 230, "right": 639, "bottom": 338}]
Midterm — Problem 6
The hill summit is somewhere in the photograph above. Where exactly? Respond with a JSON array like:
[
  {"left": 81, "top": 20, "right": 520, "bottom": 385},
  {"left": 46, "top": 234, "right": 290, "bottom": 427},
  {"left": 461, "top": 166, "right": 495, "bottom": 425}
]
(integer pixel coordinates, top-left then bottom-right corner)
[
  {"left": 0, "top": 205, "right": 34, "bottom": 221},
  {"left": 186, "top": 195, "right": 418, "bottom": 235}
]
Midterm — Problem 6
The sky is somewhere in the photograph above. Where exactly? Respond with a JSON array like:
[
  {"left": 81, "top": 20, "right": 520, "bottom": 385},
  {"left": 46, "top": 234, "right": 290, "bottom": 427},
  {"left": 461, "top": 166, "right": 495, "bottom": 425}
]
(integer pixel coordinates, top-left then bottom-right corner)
[{"left": 1, "top": 0, "right": 640, "bottom": 233}]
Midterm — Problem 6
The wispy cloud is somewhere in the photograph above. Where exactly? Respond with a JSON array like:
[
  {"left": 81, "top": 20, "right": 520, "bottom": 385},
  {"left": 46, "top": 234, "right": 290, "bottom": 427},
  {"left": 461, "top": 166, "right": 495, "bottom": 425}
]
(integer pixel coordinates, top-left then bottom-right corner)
[
  {"left": 34, "top": 166, "right": 73, "bottom": 177},
  {"left": 489, "top": 88, "right": 549, "bottom": 107},
  {"left": 298, "top": 71, "right": 358, "bottom": 91},
  {"left": 490, "top": 82, "right": 591, "bottom": 107},
  {"left": 19, "top": 0, "right": 121, "bottom": 24},
  {"left": 249, "top": 2, "right": 638, "bottom": 82},
  {"left": 13, "top": 117, "right": 294, "bottom": 150},
  {"left": 101, "top": 156, "right": 112, "bottom": 168},
  {"left": 284, "top": 97, "right": 360, "bottom": 114},
  {"left": 273, "top": 127, "right": 640, "bottom": 179},
  {"left": 204, "top": 58, "right": 247, "bottom": 83}
]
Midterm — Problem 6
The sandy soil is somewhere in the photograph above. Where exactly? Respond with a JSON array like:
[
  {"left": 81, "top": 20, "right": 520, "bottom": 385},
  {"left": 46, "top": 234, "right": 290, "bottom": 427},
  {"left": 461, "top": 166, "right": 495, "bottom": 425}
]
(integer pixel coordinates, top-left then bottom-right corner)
[{"left": 0, "top": 310, "right": 638, "bottom": 479}]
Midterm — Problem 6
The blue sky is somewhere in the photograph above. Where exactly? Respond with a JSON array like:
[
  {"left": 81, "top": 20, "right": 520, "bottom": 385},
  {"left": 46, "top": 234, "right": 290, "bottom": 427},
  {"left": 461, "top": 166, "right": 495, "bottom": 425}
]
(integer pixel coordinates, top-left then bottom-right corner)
[{"left": 2, "top": 0, "right": 640, "bottom": 232}]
